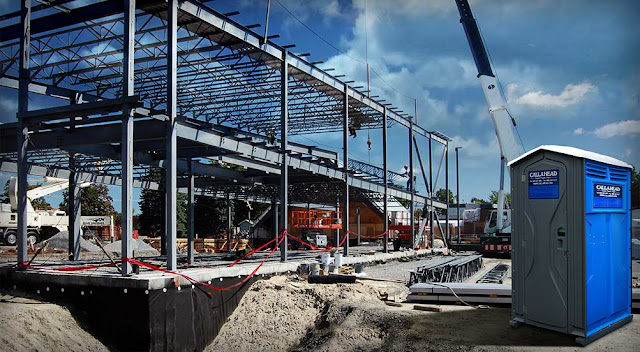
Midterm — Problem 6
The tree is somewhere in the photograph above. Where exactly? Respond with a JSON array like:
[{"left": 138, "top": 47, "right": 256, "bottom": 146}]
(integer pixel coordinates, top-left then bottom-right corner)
[
  {"left": 632, "top": 167, "right": 639, "bottom": 209},
  {"left": 60, "top": 184, "right": 116, "bottom": 216},
  {"left": 0, "top": 180, "right": 8, "bottom": 204},
  {"left": 470, "top": 197, "right": 488, "bottom": 204},
  {"left": 435, "top": 188, "right": 455, "bottom": 205},
  {"left": 138, "top": 169, "right": 188, "bottom": 239},
  {"left": 194, "top": 196, "right": 233, "bottom": 238},
  {"left": 489, "top": 190, "right": 511, "bottom": 205}
]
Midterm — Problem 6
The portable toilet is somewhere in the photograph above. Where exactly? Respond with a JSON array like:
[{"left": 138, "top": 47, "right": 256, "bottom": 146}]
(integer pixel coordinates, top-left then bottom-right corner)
[{"left": 508, "top": 145, "right": 633, "bottom": 345}]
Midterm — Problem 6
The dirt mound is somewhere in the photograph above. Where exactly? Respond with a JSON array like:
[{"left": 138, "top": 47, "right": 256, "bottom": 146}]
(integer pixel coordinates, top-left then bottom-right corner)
[
  {"left": 46, "top": 231, "right": 100, "bottom": 252},
  {"left": 103, "top": 239, "right": 158, "bottom": 255},
  {"left": 0, "top": 291, "right": 109, "bottom": 352},
  {"left": 207, "top": 276, "right": 415, "bottom": 352}
]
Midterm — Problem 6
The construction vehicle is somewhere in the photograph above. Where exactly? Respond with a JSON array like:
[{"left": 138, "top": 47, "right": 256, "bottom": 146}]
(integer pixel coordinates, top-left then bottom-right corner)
[
  {"left": 455, "top": 0, "right": 525, "bottom": 254},
  {"left": 290, "top": 209, "right": 340, "bottom": 248},
  {"left": 0, "top": 176, "right": 110, "bottom": 245}
]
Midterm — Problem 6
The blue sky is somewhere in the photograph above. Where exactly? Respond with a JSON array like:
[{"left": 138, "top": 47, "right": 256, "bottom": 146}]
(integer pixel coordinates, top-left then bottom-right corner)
[{"left": 0, "top": 0, "right": 639, "bottom": 210}]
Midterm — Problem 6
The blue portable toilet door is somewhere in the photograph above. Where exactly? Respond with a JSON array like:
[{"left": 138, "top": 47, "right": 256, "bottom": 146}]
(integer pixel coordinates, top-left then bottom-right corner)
[{"left": 522, "top": 158, "right": 569, "bottom": 331}]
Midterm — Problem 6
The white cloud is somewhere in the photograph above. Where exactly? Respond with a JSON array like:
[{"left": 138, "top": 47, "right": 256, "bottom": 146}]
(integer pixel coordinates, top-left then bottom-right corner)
[
  {"left": 593, "top": 120, "right": 640, "bottom": 139},
  {"left": 0, "top": 96, "right": 17, "bottom": 114},
  {"left": 514, "top": 82, "right": 597, "bottom": 109},
  {"left": 573, "top": 127, "right": 585, "bottom": 135},
  {"left": 625, "top": 148, "right": 632, "bottom": 156}
]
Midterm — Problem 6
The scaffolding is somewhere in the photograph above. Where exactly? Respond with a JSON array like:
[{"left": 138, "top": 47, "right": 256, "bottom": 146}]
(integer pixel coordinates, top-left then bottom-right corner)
[{"left": 0, "top": 0, "right": 451, "bottom": 275}]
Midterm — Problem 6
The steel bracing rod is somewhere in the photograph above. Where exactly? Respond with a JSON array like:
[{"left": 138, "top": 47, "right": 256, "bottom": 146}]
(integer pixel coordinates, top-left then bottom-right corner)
[
  {"left": 16, "top": 0, "right": 30, "bottom": 268},
  {"left": 428, "top": 135, "right": 433, "bottom": 247},
  {"left": 409, "top": 118, "right": 415, "bottom": 249},
  {"left": 413, "top": 136, "right": 431, "bottom": 200},
  {"left": 445, "top": 141, "right": 449, "bottom": 244},
  {"left": 121, "top": 0, "right": 136, "bottom": 276},
  {"left": 432, "top": 143, "right": 447, "bottom": 191}
]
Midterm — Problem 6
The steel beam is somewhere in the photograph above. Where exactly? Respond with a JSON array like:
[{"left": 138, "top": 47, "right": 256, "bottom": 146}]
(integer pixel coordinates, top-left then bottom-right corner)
[
  {"left": 165, "top": 0, "right": 178, "bottom": 271},
  {"left": 383, "top": 107, "right": 388, "bottom": 253},
  {"left": 120, "top": 0, "right": 136, "bottom": 276},
  {"left": 226, "top": 193, "right": 232, "bottom": 253},
  {"left": 343, "top": 84, "right": 349, "bottom": 256},
  {"left": 356, "top": 207, "right": 361, "bottom": 246},
  {"left": 279, "top": 51, "right": 288, "bottom": 261},
  {"left": 445, "top": 142, "right": 450, "bottom": 244},
  {"left": 16, "top": 0, "right": 30, "bottom": 268},
  {"left": 428, "top": 136, "right": 433, "bottom": 248},
  {"left": 272, "top": 198, "right": 278, "bottom": 246}
]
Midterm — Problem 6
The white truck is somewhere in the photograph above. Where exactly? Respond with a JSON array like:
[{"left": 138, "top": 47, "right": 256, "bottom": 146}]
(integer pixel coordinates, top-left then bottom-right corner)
[{"left": 0, "top": 177, "right": 113, "bottom": 245}]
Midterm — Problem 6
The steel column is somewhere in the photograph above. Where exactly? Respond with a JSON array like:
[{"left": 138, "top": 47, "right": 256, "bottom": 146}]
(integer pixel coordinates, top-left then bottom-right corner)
[
  {"left": 120, "top": 0, "right": 135, "bottom": 276},
  {"left": 456, "top": 147, "right": 461, "bottom": 244},
  {"left": 187, "top": 162, "right": 195, "bottom": 265},
  {"left": 409, "top": 119, "right": 415, "bottom": 249},
  {"left": 68, "top": 154, "right": 81, "bottom": 261},
  {"left": 226, "top": 193, "right": 232, "bottom": 253},
  {"left": 383, "top": 107, "right": 388, "bottom": 253},
  {"left": 335, "top": 198, "right": 340, "bottom": 247},
  {"left": 280, "top": 51, "right": 289, "bottom": 261},
  {"left": 165, "top": 0, "right": 178, "bottom": 270},
  {"left": 16, "top": 0, "right": 30, "bottom": 268},
  {"left": 428, "top": 135, "right": 433, "bottom": 247},
  {"left": 343, "top": 84, "right": 349, "bottom": 256},
  {"left": 356, "top": 207, "right": 361, "bottom": 246},
  {"left": 445, "top": 142, "right": 450, "bottom": 244},
  {"left": 272, "top": 198, "right": 278, "bottom": 247}
]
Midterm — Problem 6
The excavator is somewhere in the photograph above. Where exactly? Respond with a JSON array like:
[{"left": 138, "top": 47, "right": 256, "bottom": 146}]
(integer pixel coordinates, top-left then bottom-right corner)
[{"left": 454, "top": 0, "right": 526, "bottom": 254}]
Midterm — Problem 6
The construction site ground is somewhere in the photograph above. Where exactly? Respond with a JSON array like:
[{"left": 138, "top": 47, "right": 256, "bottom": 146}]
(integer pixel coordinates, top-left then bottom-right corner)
[{"left": 0, "top": 251, "right": 638, "bottom": 351}]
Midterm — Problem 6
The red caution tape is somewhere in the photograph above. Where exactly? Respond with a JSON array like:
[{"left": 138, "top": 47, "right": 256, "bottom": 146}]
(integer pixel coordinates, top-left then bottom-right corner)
[
  {"left": 126, "top": 233, "right": 286, "bottom": 292},
  {"left": 227, "top": 230, "right": 287, "bottom": 268},
  {"left": 287, "top": 231, "right": 349, "bottom": 252}
]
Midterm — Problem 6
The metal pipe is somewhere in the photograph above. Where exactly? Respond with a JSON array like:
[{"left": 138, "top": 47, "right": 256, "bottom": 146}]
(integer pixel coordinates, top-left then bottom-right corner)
[
  {"left": 120, "top": 0, "right": 135, "bottom": 276},
  {"left": 165, "top": 0, "right": 178, "bottom": 270},
  {"left": 280, "top": 51, "right": 289, "bottom": 261},
  {"left": 383, "top": 107, "right": 388, "bottom": 253},
  {"left": 343, "top": 83, "right": 349, "bottom": 256}
]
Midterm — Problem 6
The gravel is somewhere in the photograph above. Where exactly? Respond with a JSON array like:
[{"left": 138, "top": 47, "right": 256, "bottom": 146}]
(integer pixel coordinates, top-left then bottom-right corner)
[
  {"left": 103, "top": 239, "right": 158, "bottom": 254},
  {"left": 46, "top": 231, "right": 101, "bottom": 252}
]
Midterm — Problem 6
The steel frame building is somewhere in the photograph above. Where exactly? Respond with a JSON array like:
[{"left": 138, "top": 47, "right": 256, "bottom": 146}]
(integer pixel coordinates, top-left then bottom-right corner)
[{"left": 0, "top": 0, "right": 451, "bottom": 276}]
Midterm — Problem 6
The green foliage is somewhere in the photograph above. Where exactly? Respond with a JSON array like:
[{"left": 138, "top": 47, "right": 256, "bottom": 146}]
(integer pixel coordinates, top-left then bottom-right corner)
[
  {"left": 137, "top": 170, "right": 187, "bottom": 237},
  {"left": 489, "top": 190, "right": 511, "bottom": 205},
  {"left": 60, "top": 184, "right": 115, "bottom": 216},
  {"left": 435, "top": 188, "right": 455, "bottom": 204},
  {"left": 0, "top": 180, "right": 8, "bottom": 204},
  {"left": 194, "top": 196, "right": 232, "bottom": 237},
  {"left": 470, "top": 197, "right": 488, "bottom": 204}
]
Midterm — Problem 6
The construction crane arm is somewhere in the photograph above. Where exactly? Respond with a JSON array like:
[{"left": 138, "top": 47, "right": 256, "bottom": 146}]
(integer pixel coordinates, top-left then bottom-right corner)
[{"left": 455, "top": 0, "right": 523, "bottom": 165}]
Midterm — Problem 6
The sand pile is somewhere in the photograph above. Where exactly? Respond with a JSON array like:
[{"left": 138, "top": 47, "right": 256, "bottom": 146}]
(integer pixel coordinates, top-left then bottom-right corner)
[
  {"left": 206, "top": 276, "right": 412, "bottom": 352},
  {"left": 103, "top": 239, "right": 158, "bottom": 255},
  {"left": 46, "top": 231, "right": 100, "bottom": 252},
  {"left": 0, "top": 291, "right": 109, "bottom": 352}
]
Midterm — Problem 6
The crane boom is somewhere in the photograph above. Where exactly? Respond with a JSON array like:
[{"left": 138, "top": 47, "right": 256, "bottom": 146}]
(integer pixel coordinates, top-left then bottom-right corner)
[
  {"left": 455, "top": 0, "right": 523, "bottom": 165},
  {"left": 455, "top": 0, "right": 526, "bottom": 234}
]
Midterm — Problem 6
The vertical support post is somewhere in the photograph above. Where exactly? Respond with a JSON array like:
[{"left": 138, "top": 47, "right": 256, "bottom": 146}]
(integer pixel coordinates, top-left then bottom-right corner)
[
  {"left": 356, "top": 207, "right": 361, "bottom": 246},
  {"left": 343, "top": 84, "right": 349, "bottom": 256},
  {"left": 280, "top": 51, "right": 289, "bottom": 261},
  {"left": 456, "top": 147, "right": 461, "bottom": 244},
  {"left": 187, "top": 162, "right": 195, "bottom": 265},
  {"left": 334, "top": 198, "right": 340, "bottom": 247},
  {"left": 272, "top": 198, "right": 278, "bottom": 248},
  {"left": 68, "top": 154, "right": 81, "bottom": 261},
  {"left": 121, "top": 0, "right": 136, "bottom": 276},
  {"left": 428, "top": 135, "right": 433, "bottom": 247},
  {"left": 16, "top": 0, "right": 30, "bottom": 268},
  {"left": 409, "top": 119, "right": 415, "bottom": 249},
  {"left": 445, "top": 142, "right": 450, "bottom": 244},
  {"left": 165, "top": 0, "right": 178, "bottom": 270},
  {"left": 262, "top": 0, "right": 271, "bottom": 46},
  {"left": 226, "top": 194, "right": 232, "bottom": 253},
  {"left": 383, "top": 107, "right": 388, "bottom": 253}
]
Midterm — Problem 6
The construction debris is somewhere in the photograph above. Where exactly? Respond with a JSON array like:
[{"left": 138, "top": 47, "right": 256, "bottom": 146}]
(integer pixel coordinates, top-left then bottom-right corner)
[{"left": 409, "top": 255, "right": 483, "bottom": 285}]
